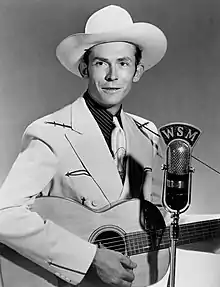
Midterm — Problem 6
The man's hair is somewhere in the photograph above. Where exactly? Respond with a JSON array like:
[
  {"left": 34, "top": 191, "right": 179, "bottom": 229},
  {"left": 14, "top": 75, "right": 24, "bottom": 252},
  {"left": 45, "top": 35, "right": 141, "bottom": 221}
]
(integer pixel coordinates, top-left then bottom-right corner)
[{"left": 82, "top": 43, "right": 142, "bottom": 67}]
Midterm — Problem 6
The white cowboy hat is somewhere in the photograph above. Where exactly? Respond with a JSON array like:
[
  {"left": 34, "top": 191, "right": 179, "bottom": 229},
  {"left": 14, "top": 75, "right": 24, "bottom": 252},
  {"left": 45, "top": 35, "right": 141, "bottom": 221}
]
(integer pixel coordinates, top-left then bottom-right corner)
[{"left": 56, "top": 5, "right": 167, "bottom": 77}]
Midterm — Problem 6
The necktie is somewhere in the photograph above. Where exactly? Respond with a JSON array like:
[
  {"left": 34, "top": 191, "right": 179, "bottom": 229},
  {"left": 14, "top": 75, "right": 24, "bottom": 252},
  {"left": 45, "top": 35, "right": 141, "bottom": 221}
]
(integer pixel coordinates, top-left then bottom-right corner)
[{"left": 111, "top": 116, "right": 127, "bottom": 181}]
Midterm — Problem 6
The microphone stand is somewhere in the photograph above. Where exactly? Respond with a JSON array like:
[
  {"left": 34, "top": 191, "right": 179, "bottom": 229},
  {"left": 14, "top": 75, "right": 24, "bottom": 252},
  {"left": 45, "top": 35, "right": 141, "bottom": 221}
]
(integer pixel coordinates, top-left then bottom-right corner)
[{"left": 169, "top": 212, "right": 179, "bottom": 287}]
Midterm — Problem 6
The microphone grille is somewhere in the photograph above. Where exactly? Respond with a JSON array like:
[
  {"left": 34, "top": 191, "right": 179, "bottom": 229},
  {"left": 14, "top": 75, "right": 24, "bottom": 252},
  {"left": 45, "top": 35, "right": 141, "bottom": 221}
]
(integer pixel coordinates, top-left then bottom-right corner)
[{"left": 167, "top": 140, "right": 191, "bottom": 175}]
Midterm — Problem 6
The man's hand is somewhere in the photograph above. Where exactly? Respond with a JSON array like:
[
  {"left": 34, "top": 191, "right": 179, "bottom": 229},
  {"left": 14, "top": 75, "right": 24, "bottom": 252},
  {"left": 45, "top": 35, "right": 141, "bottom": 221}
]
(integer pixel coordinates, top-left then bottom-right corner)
[{"left": 92, "top": 248, "right": 137, "bottom": 287}]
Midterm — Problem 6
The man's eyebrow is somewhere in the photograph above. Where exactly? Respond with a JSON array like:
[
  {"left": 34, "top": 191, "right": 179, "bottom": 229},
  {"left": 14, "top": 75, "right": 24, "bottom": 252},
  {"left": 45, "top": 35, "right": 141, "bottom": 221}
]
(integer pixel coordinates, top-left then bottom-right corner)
[
  {"left": 92, "top": 57, "right": 109, "bottom": 62},
  {"left": 117, "top": 57, "right": 132, "bottom": 62},
  {"left": 92, "top": 56, "right": 133, "bottom": 62}
]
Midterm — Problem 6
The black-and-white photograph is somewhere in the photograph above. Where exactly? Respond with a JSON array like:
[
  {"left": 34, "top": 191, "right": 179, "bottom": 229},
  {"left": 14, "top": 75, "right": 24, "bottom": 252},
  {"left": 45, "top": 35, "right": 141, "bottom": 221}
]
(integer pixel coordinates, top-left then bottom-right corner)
[{"left": 0, "top": 1, "right": 220, "bottom": 286}]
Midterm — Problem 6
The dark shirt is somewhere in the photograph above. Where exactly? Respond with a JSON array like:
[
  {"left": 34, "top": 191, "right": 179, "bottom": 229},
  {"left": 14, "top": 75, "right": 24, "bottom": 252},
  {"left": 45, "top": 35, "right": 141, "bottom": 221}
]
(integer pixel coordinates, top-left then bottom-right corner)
[{"left": 83, "top": 91, "right": 123, "bottom": 156}]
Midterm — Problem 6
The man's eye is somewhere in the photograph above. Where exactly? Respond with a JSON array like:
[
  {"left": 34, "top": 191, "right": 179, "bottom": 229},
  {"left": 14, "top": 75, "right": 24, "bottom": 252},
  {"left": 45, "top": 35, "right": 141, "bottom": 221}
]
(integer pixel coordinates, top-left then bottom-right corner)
[
  {"left": 94, "top": 61, "right": 104, "bottom": 66},
  {"left": 120, "top": 62, "right": 129, "bottom": 67}
]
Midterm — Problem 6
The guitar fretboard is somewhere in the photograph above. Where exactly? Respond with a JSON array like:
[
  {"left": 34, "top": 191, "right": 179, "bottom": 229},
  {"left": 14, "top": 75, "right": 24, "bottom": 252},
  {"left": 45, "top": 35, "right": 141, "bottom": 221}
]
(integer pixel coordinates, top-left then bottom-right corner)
[{"left": 125, "top": 218, "right": 220, "bottom": 256}]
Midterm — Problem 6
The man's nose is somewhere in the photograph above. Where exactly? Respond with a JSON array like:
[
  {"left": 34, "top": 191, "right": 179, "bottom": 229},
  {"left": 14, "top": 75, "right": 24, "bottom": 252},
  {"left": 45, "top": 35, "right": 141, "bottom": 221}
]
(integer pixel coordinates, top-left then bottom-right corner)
[{"left": 105, "top": 65, "right": 118, "bottom": 81}]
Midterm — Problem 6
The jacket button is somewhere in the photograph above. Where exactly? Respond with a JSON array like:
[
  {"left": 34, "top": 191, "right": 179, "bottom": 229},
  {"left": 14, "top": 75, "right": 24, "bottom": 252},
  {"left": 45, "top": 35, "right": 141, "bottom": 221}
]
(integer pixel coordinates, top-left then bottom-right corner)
[{"left": 91, "top": 201, "right": 97, "bottom": 207}]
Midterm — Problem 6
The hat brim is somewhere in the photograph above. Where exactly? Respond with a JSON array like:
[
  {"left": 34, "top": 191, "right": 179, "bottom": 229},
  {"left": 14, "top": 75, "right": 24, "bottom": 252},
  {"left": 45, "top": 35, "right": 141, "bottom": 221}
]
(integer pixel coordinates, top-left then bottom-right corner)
[{"left": 56, "top": 22, "right": 167, "bottom": 77}]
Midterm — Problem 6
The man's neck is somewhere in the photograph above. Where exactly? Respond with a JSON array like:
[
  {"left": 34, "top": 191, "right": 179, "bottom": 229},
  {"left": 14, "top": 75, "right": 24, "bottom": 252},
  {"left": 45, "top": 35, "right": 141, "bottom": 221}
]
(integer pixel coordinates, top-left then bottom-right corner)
[
  {"left": 106, "top": 105, "right": 122, "bottom": 116},
  {"left": 84, "top": 90, "right": 122, "bottom": 116}
]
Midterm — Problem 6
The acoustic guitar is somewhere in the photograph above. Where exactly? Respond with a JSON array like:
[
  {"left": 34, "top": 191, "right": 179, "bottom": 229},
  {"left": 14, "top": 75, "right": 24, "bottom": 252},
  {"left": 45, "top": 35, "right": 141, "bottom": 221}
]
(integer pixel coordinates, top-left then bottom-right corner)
[{"left": 0, "top": 196, "right": 220, "bottom": 287}]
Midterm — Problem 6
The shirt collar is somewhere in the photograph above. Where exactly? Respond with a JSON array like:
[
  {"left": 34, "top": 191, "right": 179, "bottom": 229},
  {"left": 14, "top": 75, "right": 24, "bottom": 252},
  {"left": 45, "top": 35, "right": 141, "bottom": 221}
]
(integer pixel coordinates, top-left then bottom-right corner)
[{"left": 83, "top": 90, "right": 123, "bottom": 126}]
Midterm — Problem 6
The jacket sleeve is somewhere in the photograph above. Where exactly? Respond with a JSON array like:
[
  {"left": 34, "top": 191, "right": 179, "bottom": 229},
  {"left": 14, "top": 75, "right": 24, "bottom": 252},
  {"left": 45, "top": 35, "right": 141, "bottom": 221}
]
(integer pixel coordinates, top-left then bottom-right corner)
[{"left": 0, "top": 123, "right": 97, "bottom": 285}]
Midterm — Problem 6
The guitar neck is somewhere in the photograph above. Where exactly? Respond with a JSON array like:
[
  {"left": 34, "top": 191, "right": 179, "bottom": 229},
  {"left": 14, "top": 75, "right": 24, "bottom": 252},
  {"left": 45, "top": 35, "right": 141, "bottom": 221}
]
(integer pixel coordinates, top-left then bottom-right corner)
[{"left": 126, "top": 218, "right": 220, "bottom": 256}]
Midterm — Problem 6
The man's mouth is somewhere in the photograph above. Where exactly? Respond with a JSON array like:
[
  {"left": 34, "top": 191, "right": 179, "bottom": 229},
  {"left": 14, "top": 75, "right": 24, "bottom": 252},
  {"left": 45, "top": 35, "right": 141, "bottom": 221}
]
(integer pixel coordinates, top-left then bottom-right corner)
[{"left": 102, "top": 87, "right": 122, "bottom": 93}]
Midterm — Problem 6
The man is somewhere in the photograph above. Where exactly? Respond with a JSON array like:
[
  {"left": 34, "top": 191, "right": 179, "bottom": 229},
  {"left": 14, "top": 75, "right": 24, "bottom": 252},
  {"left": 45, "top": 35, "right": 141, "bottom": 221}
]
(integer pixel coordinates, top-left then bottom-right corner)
[
  {"left": 0, "top": 5, "right": 168, "bottom": 287},
  {"left": 0, "top": 4, "right": 219, "bottom": 287}
]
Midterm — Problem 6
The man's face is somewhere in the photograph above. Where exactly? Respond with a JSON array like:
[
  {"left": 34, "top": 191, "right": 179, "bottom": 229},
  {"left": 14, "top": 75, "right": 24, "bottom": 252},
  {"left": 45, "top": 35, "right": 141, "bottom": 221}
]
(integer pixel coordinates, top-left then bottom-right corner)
[{"left": 84, "top": 42, "right": 143, "bottom": 112}]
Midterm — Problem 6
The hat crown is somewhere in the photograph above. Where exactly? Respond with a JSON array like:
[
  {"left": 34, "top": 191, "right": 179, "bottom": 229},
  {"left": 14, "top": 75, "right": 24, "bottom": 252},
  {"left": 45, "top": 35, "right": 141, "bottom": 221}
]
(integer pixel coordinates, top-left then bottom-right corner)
[{"left": 85, "top": 5, "right": 133, "bottom": 34}]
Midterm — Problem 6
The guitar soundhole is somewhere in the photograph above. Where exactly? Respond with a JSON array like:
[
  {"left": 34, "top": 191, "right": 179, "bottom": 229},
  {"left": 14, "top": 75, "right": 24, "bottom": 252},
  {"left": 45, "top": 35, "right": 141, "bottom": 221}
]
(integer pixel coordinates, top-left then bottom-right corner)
[{"left": 93, "top": 231, "right": 126, "bottom": 255}]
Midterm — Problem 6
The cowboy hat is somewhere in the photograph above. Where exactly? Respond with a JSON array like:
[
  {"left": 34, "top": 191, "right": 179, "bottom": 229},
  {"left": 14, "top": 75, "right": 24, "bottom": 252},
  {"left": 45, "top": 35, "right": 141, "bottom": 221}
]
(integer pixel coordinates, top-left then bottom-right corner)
[{"left": 56, "top": 5, "right": 167, "bottom": 77}]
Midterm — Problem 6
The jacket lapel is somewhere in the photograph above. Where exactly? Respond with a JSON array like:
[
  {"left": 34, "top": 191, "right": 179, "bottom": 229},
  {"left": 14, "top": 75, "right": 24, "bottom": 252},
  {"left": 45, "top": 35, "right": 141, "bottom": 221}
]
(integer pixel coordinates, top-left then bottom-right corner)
[
  {"left": 65, "top": 97, "right": 123, "bottom": 203},
  {"left": 120, "top": 111, "right": 154, "bottom": 199},
  {"left": 122, "top": 111, "right": 153, "bottom": 168}
]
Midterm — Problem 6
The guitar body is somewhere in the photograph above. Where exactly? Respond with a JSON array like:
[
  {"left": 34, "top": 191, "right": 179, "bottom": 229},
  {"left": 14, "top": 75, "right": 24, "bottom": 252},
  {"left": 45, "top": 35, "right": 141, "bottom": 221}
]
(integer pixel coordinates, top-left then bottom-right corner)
[{"left": 0, "top": 197, "right": 170, "bottom": 287}]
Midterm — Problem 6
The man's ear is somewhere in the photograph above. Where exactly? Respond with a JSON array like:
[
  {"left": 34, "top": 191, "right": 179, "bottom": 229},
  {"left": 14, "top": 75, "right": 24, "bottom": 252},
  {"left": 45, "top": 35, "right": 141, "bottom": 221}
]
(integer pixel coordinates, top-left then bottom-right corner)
[
  {"left": 78, "top": 61, "right": 89, "bottom": 78},
  {"left": 133, "top": 64, "right": 144, "bottom": 83}
]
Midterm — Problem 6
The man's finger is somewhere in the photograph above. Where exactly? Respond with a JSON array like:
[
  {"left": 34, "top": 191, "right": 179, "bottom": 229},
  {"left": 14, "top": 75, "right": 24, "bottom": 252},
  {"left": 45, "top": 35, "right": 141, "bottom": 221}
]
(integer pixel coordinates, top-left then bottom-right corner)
[
  {"left": 120, "top": 256, "right": 137, "bottom": 269},
  {"left": 123, "top": 269, "right": 135, "bottom": 282}
]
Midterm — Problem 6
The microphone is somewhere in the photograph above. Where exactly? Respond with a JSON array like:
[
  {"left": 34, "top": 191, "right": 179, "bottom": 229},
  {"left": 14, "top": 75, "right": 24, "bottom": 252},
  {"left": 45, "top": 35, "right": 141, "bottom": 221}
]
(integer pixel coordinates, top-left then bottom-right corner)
[
  {"left": 159, "top": 122, "right": 202, "bottom": 213},
  {"left": 162, "top": 139, "right": 193, "bottom": 213}
]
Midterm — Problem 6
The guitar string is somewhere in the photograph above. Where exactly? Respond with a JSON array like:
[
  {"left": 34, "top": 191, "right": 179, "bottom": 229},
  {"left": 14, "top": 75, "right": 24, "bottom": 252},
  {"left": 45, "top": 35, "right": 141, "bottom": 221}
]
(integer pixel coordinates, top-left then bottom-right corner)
[
  {"left": 92, "top": 220, "right": 220, "bottom": 244},
  {"left": 98, "top": 233, "right": 217, "bottom": 255},
  {"left": 93, "top": 225, "right": 220, "bottom": 254},
  {"left": 92, "top": 225, "right": 220, "bottom": 248},
  {"left": 95, "top": 226, "right": 219, "bottom": 249},
  {"left": 91, "top": 225, "right": 220, "bottom": 251},
  {"left": 96, "top": 225, "right": 220, "bottom": 242},
  {"left": 93, "top": 231, "right": 220, "bottom": 254}
]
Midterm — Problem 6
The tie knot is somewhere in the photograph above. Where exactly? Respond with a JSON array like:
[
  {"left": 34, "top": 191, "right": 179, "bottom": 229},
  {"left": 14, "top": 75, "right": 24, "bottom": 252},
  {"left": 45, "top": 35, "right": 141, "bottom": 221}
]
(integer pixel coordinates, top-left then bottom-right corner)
[{"left": 113, "top": 116, "right": 122, "bottom": 129}]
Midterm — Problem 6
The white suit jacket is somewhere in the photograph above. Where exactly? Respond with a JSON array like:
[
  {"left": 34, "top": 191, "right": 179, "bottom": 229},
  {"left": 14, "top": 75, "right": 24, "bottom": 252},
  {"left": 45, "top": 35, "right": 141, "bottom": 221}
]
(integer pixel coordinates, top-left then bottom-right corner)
[{"left": 0, "top": 96, "right": 160, "bottom": 286}]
